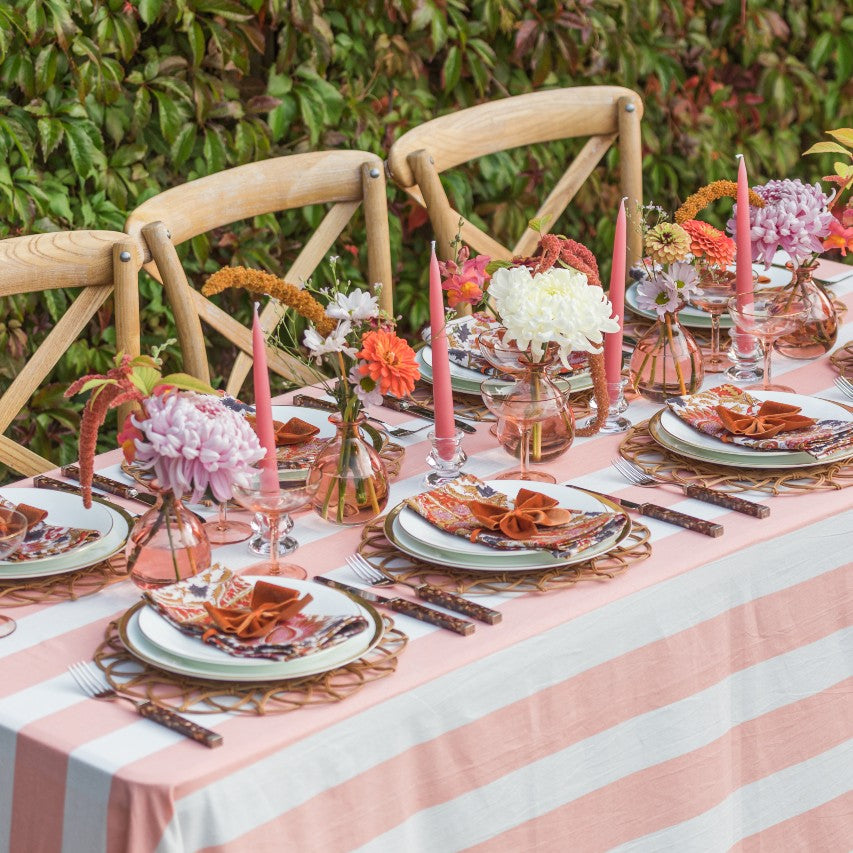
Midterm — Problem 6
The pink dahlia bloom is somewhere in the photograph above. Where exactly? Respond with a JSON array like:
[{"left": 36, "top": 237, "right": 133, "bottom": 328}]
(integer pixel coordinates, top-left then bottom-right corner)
[
  {"left": 132, "top": 391, "right": 265, "bottom": 503},
  {"left": 728, "top": 179, "right": 834, "bottom": 267}
]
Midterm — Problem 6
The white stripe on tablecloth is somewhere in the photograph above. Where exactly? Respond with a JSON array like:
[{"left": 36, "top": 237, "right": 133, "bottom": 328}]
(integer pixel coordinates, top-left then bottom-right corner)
[
  {"left": 354, "top": 630, "right": 851, "bottom": 853},
  {"left": 611, "top": 741, "right": 852, "bottom": 852},
  {"left": 153, "top": 510, "right": 852, "bottom": 853}
]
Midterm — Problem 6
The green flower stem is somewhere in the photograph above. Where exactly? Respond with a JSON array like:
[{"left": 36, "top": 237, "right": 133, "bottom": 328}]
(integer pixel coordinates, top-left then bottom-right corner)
[{"left": 664, "top": 313, "right": 687, "bottom": 395}]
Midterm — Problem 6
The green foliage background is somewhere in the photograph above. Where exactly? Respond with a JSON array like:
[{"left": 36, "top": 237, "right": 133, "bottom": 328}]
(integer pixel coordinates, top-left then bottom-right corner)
[{"left": 0, "top": 0, "right": 851, "bottom": 474}]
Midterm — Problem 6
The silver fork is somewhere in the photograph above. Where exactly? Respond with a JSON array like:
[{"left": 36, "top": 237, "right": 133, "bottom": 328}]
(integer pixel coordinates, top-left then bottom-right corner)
[
  {"left": 345, "top": 554, "right": 501, "bottom": 624},
  {"left": 67, "top": 661, "right": 222, "bottom": 748},
  {"left": 610, "top": 457, "right": 770, "bottom": 518},
  {"left": 366, "top": 416, "right": 433, "bottom": 438},
  {"left": 834, "top": 375, "right": 853, "bottom": 401}
]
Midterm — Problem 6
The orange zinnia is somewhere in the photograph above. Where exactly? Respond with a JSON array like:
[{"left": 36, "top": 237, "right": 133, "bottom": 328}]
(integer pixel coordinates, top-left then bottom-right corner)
[
  {"left": 357, "top": 329, "right": 420, "bottom": 398},
  {"left": 681, "top": 219, "right": 736, "bottom": 268}
]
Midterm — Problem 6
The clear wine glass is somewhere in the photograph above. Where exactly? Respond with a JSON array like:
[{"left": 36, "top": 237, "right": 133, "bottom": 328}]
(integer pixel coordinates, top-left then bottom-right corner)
[
  {"left": 726, "top": 290, "right": 808, "bottom": 393},
  {"left": 231, "top": 470, "right": 312, "bottom": 579},
  {"left": 0, "top": 509, "right": 28, "bottom": 638}
]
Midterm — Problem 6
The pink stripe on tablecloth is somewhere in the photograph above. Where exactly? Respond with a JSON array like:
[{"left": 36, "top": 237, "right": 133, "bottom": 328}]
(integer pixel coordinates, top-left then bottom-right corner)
[
  {"left": 188, "top": 563, "right": 851, "bottom": 853},
  {"left": 738, "top": 790, "right": 853, "bottom": 853},
  {"left": 466, "top": 682, "right": 852, "bottom": 853}
]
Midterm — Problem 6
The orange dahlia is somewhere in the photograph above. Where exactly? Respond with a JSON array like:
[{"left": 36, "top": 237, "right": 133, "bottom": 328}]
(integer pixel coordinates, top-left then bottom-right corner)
[
  {"left": 681, "top": 219, "right": 736, "bottom": 267},
  {"left": 357, "top": 329, "right": 420, "bottom": 398}
]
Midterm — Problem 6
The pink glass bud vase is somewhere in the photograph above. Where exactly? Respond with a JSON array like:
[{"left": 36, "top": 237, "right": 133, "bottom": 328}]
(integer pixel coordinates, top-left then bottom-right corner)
[
  {"left": 629, "top": 311, "right": 704, "bottom": 403},
  {"left": 126, "top": 491, "right": 211, "bottom": 589},
  {"left": 773, "top": 261, "right": 838, "bottom": 359}
]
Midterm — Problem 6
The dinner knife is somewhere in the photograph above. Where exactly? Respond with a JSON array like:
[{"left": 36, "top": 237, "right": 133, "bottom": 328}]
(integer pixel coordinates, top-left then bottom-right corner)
[
  {"left": 382, "top": 397, "right": 477, "bottom": 434},
  {"left": 577, "top": 487, "right": 724, "bottom": 538},
  {"left": 313, "top": 576, "right": 476, "bottom": 636},
  {"left": 61, "top": 465, "right": 157, "bottom": 507},
  {"left": 667, "top": 484, "right": 769, "bottom": 518}
]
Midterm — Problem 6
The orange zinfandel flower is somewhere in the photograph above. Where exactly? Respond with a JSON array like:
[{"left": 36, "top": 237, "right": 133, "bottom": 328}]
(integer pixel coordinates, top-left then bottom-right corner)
[
  {"left": 681, "top": 219, "right": 736, "bottom": 267},
  {"left": 357, "top": 329, "right": 419, "bottom": 398}
]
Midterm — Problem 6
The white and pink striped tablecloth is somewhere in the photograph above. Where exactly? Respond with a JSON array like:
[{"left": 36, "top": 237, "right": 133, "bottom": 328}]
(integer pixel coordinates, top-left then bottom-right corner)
[{"left": 1, "top": 266, "right": 851, "bottom": 853}]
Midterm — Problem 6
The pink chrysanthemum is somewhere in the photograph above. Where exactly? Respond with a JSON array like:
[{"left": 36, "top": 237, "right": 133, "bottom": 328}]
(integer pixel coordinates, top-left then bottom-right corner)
[
  {"left": 131, "top": 391, "right": 265, "bottom": 503},
  {"left": 728, "top": 179, "right": 834, "bottom": 267}
]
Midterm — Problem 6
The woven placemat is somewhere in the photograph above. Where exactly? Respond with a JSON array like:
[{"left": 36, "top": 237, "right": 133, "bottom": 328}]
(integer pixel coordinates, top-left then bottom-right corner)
[
  {"left": 355, "top": 515, "right": 651, "bottom": 595},
  {"left": 93, "top": 614, "right": 407, "bottom": 715},
  {"left": 0, "top": 554, "right": 128, "bottom": 607},
  {"left": 619, "top": 420, "right": 853, "bottom": 495},
  {"left": 830, "top": 342, "right": 853, "bottom": 378}
]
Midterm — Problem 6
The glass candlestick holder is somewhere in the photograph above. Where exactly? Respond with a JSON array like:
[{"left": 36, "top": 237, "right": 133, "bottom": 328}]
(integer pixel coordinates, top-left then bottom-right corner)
[
  {"left": 725, "top": 328, "right": 764, "bottom": 384},
  {"left": 584, "top": 378, "right": 631, "bottom": 434},
  {"left": 425, "top": 428, "right": 467, "bottom": 486}
]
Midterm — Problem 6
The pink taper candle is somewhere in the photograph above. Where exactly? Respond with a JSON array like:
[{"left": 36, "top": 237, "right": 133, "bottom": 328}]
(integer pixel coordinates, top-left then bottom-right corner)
[
  {"left": 428, "top": 241, "right": 456, "bottom": 458},
  {"left": 735, "top": 154, "right": 754, "bottom": 350},
  {"left": 603, "top": 198, "right": 627, "bottom": 399},
  {"left": 252, "top": 302, "right": 279, "bottom": 492}
]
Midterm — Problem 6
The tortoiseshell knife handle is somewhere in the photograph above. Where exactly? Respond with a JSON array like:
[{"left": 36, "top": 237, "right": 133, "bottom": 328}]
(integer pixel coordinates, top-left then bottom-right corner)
[
  {"left": 387, "top": 598, "right": 475, "bottom": 635},
  {"left": 682, "top": 485, "right": 770, "bottom": 518},
  {"left": 137, "top": 702, "right": 223, "bottom": 748},
  {"left": 292, "top": 395, "right": 337, "bottom": 412},
  {"left": 638, "top": 503, "right": 724, "bottom": 538},
  {"left": 415, "top": 584, "right": 502, "bottom": 625}
]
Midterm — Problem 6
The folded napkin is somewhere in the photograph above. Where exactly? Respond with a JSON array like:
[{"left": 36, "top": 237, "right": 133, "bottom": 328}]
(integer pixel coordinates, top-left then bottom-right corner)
[
  {"left": 145, "top": 565, "right": 369, "bottom": 661},
  {"left": 248, "top": 415, "right": 321, "bottom": 447},
  {"left": 0, "top": 498, "right": 101, "bottom": 562},
  {"left": 666, "top": 385, "right": 853, "bottom": 459},
  {"left": 404, "top": 475, "right": 627, "bottom": 558}
]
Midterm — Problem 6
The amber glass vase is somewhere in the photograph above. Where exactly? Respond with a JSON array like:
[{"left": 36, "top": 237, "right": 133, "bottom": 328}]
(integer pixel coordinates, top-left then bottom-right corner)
[
  {"left": 126, "top": 491, "right": 211, "bottom": 589},
  {"left": 629, "top": 311, "right": 704, "bottom": 403},
  {"left": 773, "top": 262, "right": 838, "bottom": 359},
  {"left": 307, "top": 413, "right": 389, "bottom": 525}
]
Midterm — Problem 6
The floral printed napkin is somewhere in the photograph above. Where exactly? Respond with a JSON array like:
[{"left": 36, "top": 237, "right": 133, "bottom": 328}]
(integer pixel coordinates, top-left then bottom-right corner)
[
  {"left": 666, "top": 384, "right": 853, "bottom": 459},
  {"left": 0, "top": 499, "right": 101, "bottom": 562},
  {"left": 145, "top": 565, "right": 368, "bottom": 661},
  {"left": 404, "top": 475, "right": 627, "bottom": 558}
]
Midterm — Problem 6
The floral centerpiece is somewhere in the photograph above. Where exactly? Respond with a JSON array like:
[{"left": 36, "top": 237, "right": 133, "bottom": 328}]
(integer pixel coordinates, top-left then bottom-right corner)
[
  {"left": 201, "top": 260, "right": 419, "bottom": 523},
  {"left": 67, "top": 346, "right": 265, "bottom": 586},
  {"left": 726, "top": 176, "right": 838, "bottom": 358},
  {"left": 438, "top": 232, "right": 618, "bottom": 478}
]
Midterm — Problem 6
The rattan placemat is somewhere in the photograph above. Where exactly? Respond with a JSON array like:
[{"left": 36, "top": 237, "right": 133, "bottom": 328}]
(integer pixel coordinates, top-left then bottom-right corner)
[
  {"left": 830, "top": 342, "right": 853, "bottom": 378},
  {"left": 354, "top": 515, "right": 651, "bottom": 595},
  {"left": 0, "top": 554, "right": 128, "bottom": 607},
  {"left": 93, "top": 614, "right": 407, "bottom": 715},
  {"left": 619, "top": 420, "right": 853, "bottom": 495}
]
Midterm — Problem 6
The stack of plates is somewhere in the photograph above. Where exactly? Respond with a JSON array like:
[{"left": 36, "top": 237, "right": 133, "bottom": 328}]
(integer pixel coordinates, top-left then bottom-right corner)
[
  {"left": 416, "top": 346, "right": 593, "bottom": 396},
  {"left": 625, "top": 264, "right": 791, "bottom": 329},
  {"left": 0, "top": 488, "right": 132, "bottom": 580},
  {"left": 648, "top": 391, "right": 853, "bottom": 469},
  {"left": 384, "top": 480, "right": 630, "bottom": 572},
  {"left": 119, "top": 577, "right": 384, "bottom": 682}
]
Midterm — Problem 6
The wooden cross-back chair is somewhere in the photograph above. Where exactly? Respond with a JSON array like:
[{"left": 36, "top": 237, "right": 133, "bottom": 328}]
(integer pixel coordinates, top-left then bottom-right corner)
[
  {"left": 0, "top": 230, "right": 141, "bottom": 477},
  {"left": 124, "top": 150, "right": 393, "bottom": 398},
  {"left": 386, "top": 86, "right": 644, "bottom": 277}
]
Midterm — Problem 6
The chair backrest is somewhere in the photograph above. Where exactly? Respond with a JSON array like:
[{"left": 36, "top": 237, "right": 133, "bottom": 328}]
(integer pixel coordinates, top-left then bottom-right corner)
[
  {"left": 386, "top": 86, "right": 644, "bottom": 274},
  {"left": 0, "top": 230, "right": 141, "bottom": 477},
  {"left": 125, "top": 150, "right": 393, "bottom": 398}
]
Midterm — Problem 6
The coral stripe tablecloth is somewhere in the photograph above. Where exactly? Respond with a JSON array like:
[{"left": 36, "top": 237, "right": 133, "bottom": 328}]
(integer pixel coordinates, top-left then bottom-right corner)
[{"left": 1, "top": 264, "right": 852, "bottom": 853}]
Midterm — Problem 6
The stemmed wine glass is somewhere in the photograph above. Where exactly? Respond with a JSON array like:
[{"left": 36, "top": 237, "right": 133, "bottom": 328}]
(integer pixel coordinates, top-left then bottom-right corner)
[
  {"left": 726, "top": 290, "right": 808, "bottom": 393},
  {"left": 0, "top": 508, "right": 28, "bottom": 638},
  {"left": 687, "top": 270, "right": 737, "bottom": 373},
  {"left": 231, "top": 469, "right": 312, "bottom": 579},
  {"left": 203, "top": 501, "right": 251, "bottom": 545},
  {"left": 480, "top": 376, "right": 574, "bottom": 483}
]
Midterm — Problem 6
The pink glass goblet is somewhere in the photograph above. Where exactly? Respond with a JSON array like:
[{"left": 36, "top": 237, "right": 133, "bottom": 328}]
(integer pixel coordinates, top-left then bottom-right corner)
[
  {"left": 231, "top": 470, "right": 311, "bottom": 579},
  {"left": 204, "top": 501, "right": 251, "bottom": 545},
  {"left": 688, "top": 270, "right": 737, "bottom": 374},
  {"left": 0, "top": 509, "right": 27, "bottom": 638},
  {"left": 726, "top": 291, "right": 808, "bottom": 393}
]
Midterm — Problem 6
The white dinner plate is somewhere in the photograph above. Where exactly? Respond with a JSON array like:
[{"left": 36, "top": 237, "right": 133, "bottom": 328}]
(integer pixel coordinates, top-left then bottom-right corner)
[
  {"left": 0, "top": 488, "right": 131, "bottom": 579},
  {"left": 122, "top": 577, "right": 383, "bottom": 682},
  {"left": 0, "top": 488, "right": 114, "bottom": 567},
  {"left": 270, "top": 406, "right": 337, "bottom": 438},
  {"left": 417, "top": 347, "right": 593, "bottom": 395},
  {"left": 658, "top": 391, "right": 853, "bottom": 465},
  {"left": 385, "top": 480, "right": 630, "bottom": 572},
  {"left": 624, "top": 265, "right": 791, "bottom": 329}
]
